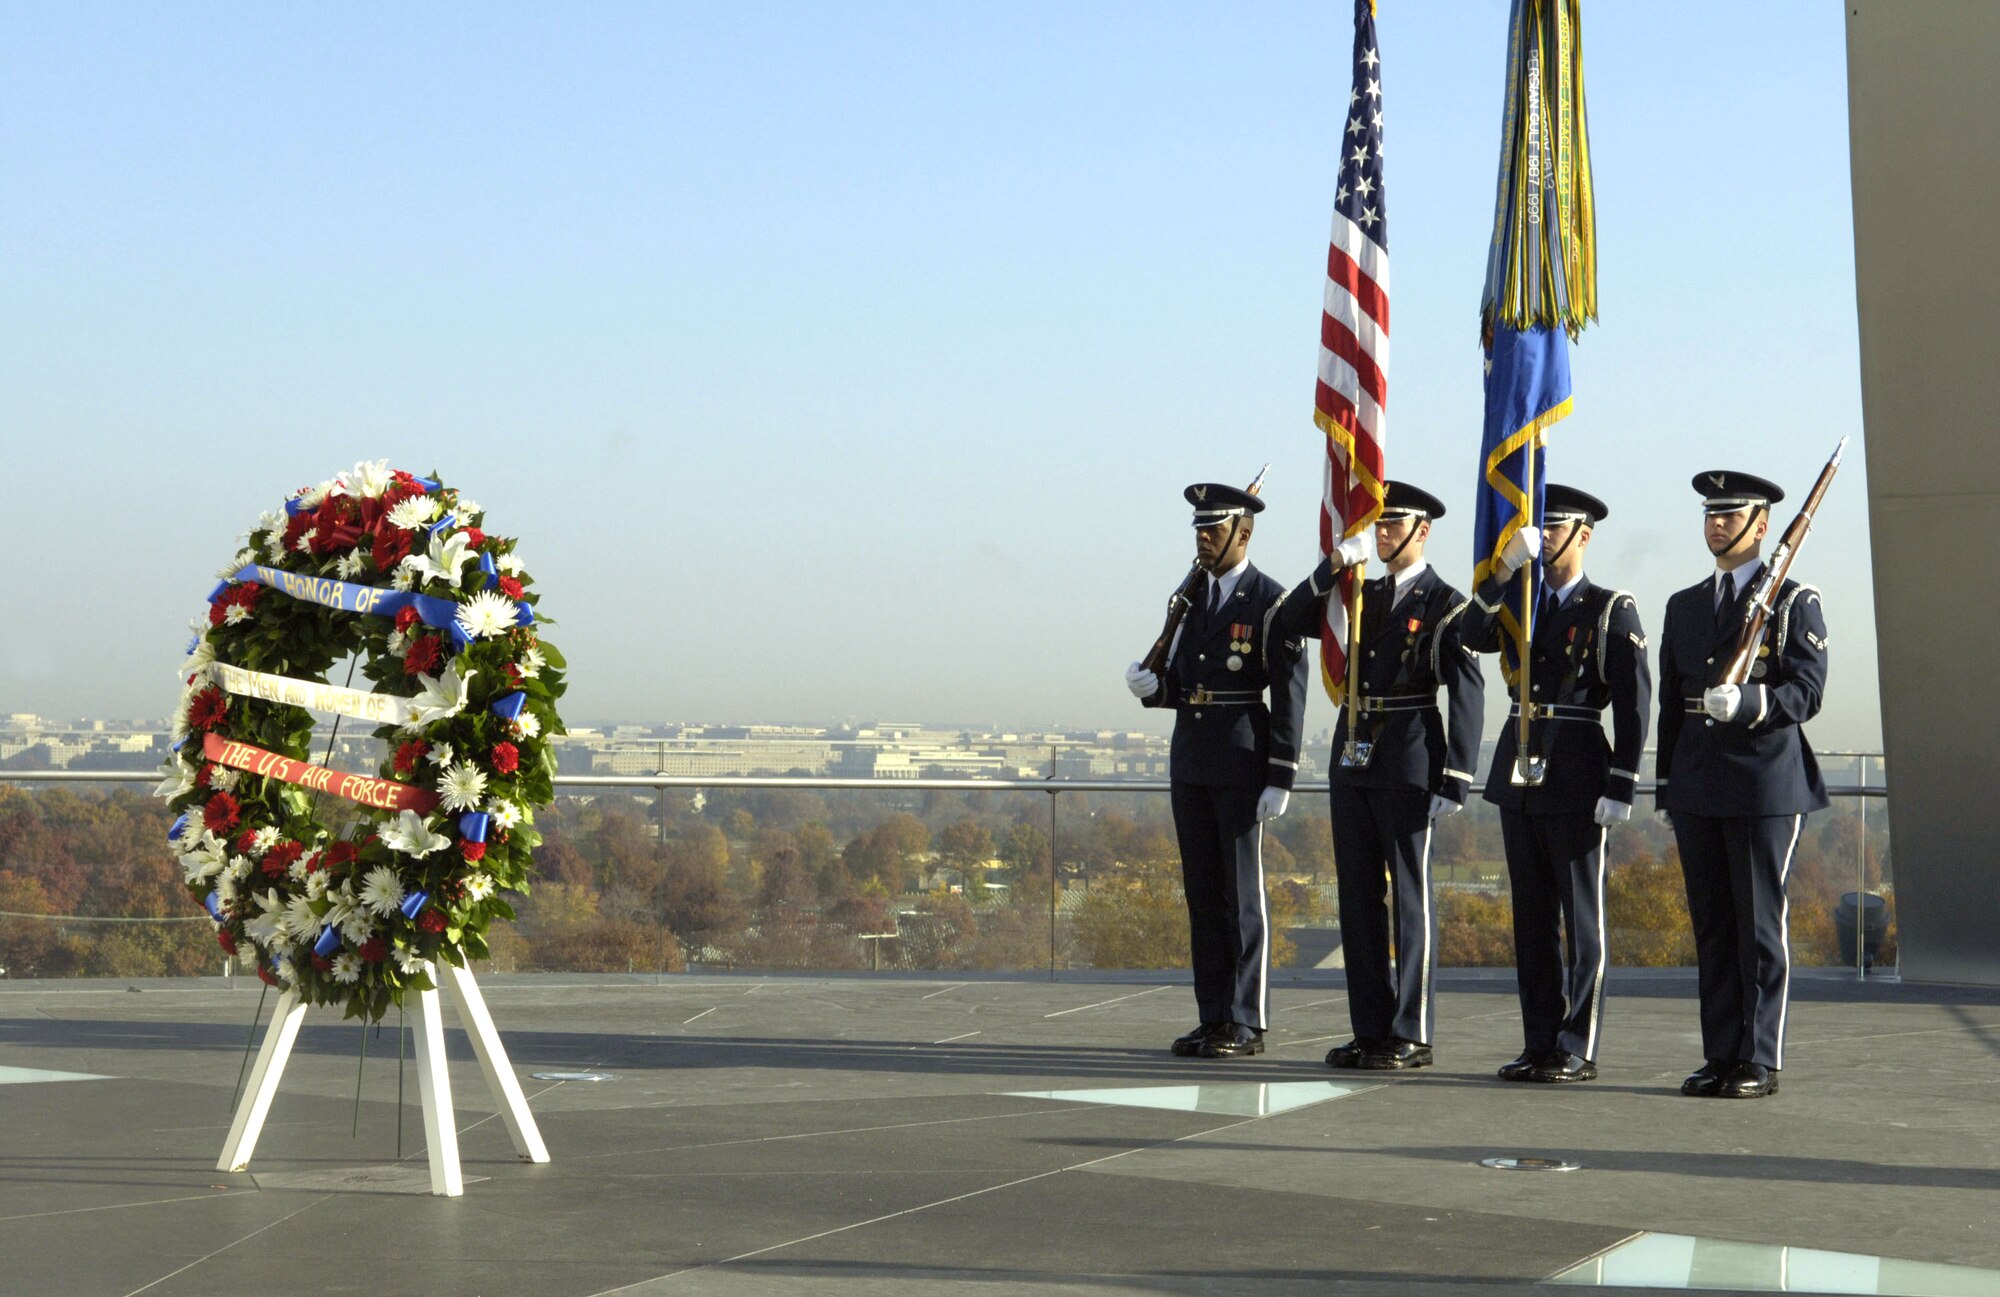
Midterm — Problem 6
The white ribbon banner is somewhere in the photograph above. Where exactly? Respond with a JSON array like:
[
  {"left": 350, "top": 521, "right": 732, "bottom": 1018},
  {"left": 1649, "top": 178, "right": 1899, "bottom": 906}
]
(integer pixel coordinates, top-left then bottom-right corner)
[{"left": 214, "top": 663, "right": 416, "bottom": 727}]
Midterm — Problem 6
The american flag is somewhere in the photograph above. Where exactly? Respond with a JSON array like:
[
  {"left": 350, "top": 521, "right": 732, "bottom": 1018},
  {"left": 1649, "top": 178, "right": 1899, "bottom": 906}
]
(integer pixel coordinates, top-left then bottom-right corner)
[{"left": 1313, "top": 0, "right": 1389, "bottom": 704}]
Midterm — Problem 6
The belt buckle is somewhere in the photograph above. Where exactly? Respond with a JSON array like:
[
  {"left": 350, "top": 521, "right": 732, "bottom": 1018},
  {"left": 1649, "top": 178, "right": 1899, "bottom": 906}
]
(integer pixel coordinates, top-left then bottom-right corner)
[{"left": 1187, "top": 686, "right": 1212, "bottom": 706}]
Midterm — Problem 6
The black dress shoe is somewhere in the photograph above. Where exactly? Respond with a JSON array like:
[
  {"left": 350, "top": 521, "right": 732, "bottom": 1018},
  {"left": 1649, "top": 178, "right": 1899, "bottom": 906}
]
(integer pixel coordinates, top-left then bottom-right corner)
[
  {"left": 1171, "top": 1023, "right": 1222, "bottom": 1057},
  {"left": 1680, "top": 1059, "right": 1728, "bottom": 1097},
  {"left": 1357, "top": 1038, "right": 1433, "bottom": 1070},
  {"left": 1717, "top": 1061, "right": 1779, "bottom": 1099},
  {"left": 1528, "top": 1051, "right": 1598, "bottom": 1084},
  {"left": 1497, "top": 1050, "right": 1549, "bottom": 1082},
  {"left": 1199, "top": 1023, "right": 1265, "bottom": 1058},
  {"left": 1325, "top": 1038, "right": 1377, "bottom": 1069}
]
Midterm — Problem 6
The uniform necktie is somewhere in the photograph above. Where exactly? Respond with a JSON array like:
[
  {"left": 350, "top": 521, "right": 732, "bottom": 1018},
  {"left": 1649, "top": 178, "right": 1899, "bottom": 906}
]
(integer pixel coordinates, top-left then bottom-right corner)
[
  {"left": 1715, "top": 575, "right": 1738, "bottom": 631},
  {"left": 1208, "top": 580, "right": 1224, "bottom": 620}
]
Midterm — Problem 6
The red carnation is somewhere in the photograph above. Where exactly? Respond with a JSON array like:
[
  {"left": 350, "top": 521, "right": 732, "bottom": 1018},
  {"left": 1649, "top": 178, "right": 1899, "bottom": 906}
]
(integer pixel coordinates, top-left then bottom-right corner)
[
  {"left": 417, "top": 910, "right": 448, "bottom": 934},
  {"left": 358, "top": 937, "right": 389, "bottom": 963},
  {"left": 235, "top": 829, "right": 260, "bottom": 855},
  {"left": 203, "top": 792, "right": 241, "bottom": 834},
  {"left": 461, "top": 840, "right": 486, "bottom": 862},
  {"left": 197, "top": 763, "right": 217, "bottom": 787},
  {"left": 372, "top": 524, "right": 415, "bottom": 572},
  {"left": 256, "top": 965, "right": 281, "bottom": 987},
  {"left": 403, "top": 633, "right": 444, "bottom": 677},
  {"left": 217, "top": 928, "right": 237, "bottom": 955},
  {"left": 497, "top": 576, "right": 524, "bottom": 599},
  {"left": 263, "top": 841, "right": 305, "bottom": 877},
  {"left": 394, "top": 739, "right": 430, "bottom": 774},
  {"left": 489, "top": 742, "right": 519, "bottom": 775},
  {"left": 188, "top": 687, "right": 229, "bottom": 731},
  {"left": 391, "top": 470, "right": 428, "bottom": 494},
  {"left": 323, "top": 841, "right": 360, "bottom": 874},
  {"left": 461, "top": 527, "right": 486, "bottom": 548},
  {"left": 311, "top": 954, "right": 333, "bottom": 972},
  {"left": 394, "top": 605, "right": 422, "bottom": 633}
]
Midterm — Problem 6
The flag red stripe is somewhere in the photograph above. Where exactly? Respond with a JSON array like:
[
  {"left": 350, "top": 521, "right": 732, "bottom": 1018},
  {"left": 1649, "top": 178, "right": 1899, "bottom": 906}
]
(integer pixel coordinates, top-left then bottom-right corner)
[
  {"left": 1325, "top": 243, "right": 1390, "bottom": 333},
  {"left": 1320, "top": 313, "right": 1387, "bottom": 408}
]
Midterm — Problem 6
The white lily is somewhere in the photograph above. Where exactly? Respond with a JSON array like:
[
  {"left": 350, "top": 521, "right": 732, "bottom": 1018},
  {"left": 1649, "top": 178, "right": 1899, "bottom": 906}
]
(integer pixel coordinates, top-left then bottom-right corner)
[
  {"left": 245, "top": 890, "right": 287, "bottom": 950},
  {"left": 155, "top": 754, "right": 195, "bottom": 801},
  {"left": 404, "top": 663, "right": 476, "bottom": 730},
  {"left": 349, "top": 458, "right": 396, "bottom": 498},
  {"left": 380, "top": 809, "right": 451, "bottom": 859}
]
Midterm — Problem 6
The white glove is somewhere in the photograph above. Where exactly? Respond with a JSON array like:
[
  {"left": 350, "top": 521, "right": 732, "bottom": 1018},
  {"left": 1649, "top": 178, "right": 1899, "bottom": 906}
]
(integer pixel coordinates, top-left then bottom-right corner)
[
  {"left": 1702, "top": 684, "right": 1742, "bottom": 722},
  {"left": 1255, "top": 787, "right": 1290, "bottom": 822},
  {"left": 1593, "top": 797, "right": 1632, "bottom": 828},
  {"left": 1427, "top": 794, "right": 1461, "bottom": 821},
  {"left": 1333, "top": 534, "right": 1370, "bottom": 569},
  {"left": 1125, "top": 662, "right": 1159, "bottom": 699},
  {"left": 1654, "top": 808, "right": 1672, "bottom": 827},
  {"left": 1496, "top": 527, "right": 1542, "bottom": 581}
]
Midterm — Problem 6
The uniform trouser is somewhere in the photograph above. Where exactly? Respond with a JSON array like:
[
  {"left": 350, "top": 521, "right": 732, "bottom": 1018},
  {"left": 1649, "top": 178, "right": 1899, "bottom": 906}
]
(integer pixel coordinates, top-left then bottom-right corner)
[
  {"left": 1330, "top": 782, "right": 1435, "bottom": 1044},
  {"left": 1169, "top": 781, "right": 1269, "bottom": 1030},
  {"left": 1500, "top": 810, "right": 1609, "bottom": 1061},
  {"left": 1671, "top": 811, "right": 1806, "bottom": 1070}
]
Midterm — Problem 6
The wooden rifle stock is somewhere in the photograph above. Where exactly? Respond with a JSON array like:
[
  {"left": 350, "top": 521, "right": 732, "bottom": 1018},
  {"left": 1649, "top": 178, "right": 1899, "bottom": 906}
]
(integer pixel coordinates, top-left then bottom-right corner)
[
  {"left": 1718, "top": 437, "right": 1847, "bottom": 687},
  {"left": 1139, "top": 466, "right": 1268, "bottom": 676}
]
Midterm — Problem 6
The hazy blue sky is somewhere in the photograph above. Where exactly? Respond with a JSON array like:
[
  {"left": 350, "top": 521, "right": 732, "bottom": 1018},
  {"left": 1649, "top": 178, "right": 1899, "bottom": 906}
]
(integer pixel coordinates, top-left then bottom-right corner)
[{"left": 1, "top": 3, "right": 1879, "bottom": 747}]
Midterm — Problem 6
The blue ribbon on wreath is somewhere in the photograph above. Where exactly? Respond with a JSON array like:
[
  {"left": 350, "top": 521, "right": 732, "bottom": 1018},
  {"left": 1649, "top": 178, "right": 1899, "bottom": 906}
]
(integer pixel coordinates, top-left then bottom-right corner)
[
  {"left": 313, "top": 925, "right": 343, "bottom": 958},
  {"left": 222, "top": 565, "right": 468, "bottom": 646}
]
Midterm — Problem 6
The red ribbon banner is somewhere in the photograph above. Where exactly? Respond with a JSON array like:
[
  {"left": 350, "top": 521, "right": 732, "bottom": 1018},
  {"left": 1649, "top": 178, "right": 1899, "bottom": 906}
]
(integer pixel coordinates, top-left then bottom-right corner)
[{"left": 202, "top": 733, "right": 441, "bottom": 815}]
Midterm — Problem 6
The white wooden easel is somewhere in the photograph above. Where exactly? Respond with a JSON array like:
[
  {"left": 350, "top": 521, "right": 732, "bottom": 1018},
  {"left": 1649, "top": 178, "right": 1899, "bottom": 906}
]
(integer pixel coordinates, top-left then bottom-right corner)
[{"left": 217, "top": 961, "right": 548, "bottom": 1196}]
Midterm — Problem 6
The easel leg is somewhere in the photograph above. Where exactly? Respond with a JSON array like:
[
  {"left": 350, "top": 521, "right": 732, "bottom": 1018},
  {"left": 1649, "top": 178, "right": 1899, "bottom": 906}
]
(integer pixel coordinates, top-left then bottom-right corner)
[
  {"left": 217, "top": 989, "right": 307, "bottom": 1173},
  {"left": 438, "top": 962, "right": 550, "bottom": 1163},
  {"left": 412, "top": 973, "right": 464, "bottom": 1197}
]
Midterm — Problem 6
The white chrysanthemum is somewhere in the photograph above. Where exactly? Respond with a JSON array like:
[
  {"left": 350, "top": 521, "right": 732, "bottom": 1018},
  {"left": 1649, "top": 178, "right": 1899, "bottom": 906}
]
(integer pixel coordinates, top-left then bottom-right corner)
[
  {"left": 427, "top": 741, "right": 454, "bottom": 767},
  {"left": 358, "top": 865, "right": 406, "bottom": 918},
  {"left": 217, "top": 548, "right": 257, "bottom": 581},
  {"left": 512, "top": 711, "right": 541, "bottom": 739},
  {"left": 436, "top": 761, "right": 488, "bottom": 813},
  {"left": 455, "top": 590, "right": 517, "bottom": 641},
  {"left": 517, "top": 646, "right": 545, "bottom": 679},
  {"left": 463, "top": 873, "right": 495, "bottom": 903},
  {"left": 404, "top": 663, "right": 475, "bottom": 730},
  {"left": 248, "top": 826, "right": 280, "bottom": 858},
  {"left": 381, "top": 809, "right": 450, "bottom": 858},
  {"left": 287, "top": 854, "right": 312, "bottom": 884},
  {"left": 245, "top": 890, "right": 286, "bottom": 949},
  {"left": 338, "top": 911, "right": 375, "bottom": 944},
  {"left": 395, "top": 947, "right": 427, "bottom": 976},
  {"left": 391, "top": 563, "right": 419, "bottom": 591},
  {"left": 180, "top": 832, "right": 229, "bottom": 885},
  {"left": 304, "top": 868, "right": 329, "bottom": 901},
  {"left": 294, "top": 480, "right": 333, "bottom": 510},
  {"left": 155, "top": 754, "right": 195, "bottom": 801},
  {"left": 334, "top": 550, "right": 365, "bottom": 579},
  {"left": 262, "top": 526, "right": 288, "bottom": 564},
  {"left": 386, "top": 495, "right": 441, "bottom": 529},
  {"left": 488, "top": 801, "right": 522, "bottom": 831},
  {"left": 280, "top": 894, "right": 319, "bottom": 942},
  {"left": 208, "top": 765, "right": 240, "bottom": 793},
  {"left": 293, "top": 527, "right": 317, "bottom": 554},
  {"left": 185, "top": 634, "right": 216, "bottom": 674},
  {"left": 496, "top": 550, "right": 524, "bottom": 575},
  {"left": 224, "top": 603, "right": 252, "bottom": 626},
  {"left": 348, "top": 459, "right": 395, "bottom": 498},
  {"left": 331, "top": 952, "right": 363, "bottom": 984},
  {"left": 454, "top": 495, "right": 481, "bottom": 519}
]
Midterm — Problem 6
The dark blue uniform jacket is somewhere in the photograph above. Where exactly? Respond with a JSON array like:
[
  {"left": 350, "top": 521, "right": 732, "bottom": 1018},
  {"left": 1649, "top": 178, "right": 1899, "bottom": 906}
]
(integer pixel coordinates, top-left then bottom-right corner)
[
  {"left": 1656, "top": 575, "right": 1829, "bottom": 817},
  {"left": 1461, "top": 574, "right": 1652, "bottom": 814},
  {"left": 1144, "top": 562, "right": 1310, "bottom": 791},
  {"left": 1275, "top": 564, "right": 1484, "bottom": 802}
]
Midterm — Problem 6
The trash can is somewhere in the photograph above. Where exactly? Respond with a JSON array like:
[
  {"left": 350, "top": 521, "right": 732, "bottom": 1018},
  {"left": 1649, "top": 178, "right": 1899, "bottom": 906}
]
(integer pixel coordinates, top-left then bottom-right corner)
[{"left": 1834, "top": 891, "right": 1889, "bottom": 971}]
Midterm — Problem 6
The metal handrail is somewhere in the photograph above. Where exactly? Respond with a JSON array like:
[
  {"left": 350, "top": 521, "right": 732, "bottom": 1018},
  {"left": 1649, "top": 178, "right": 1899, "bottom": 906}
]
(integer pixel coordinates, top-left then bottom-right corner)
[{"left": 0, "top": 768, "right": 1889, "bottom": 797}]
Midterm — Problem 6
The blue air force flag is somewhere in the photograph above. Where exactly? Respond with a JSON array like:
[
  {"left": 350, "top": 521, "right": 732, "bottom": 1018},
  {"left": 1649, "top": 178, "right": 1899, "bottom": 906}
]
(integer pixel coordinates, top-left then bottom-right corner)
[{"left": 1472, "top": 324, "right": 1572, "bottom": 673}]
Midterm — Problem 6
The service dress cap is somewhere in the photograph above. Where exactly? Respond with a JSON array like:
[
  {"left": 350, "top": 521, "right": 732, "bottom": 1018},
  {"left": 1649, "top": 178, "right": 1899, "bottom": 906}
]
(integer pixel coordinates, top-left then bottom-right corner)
[
  {"left": 1543, "top": 483, "right": 1609, "bottom": 524},
  {"left": 1185, "top": 482, "right": 1266, "bottom": 528},
  {"left": 1693, "top": 470, "right": 1785, "bottom": 515},
  {"left": 1380, "top": 481, "right": 1447, "bottom": 521}
]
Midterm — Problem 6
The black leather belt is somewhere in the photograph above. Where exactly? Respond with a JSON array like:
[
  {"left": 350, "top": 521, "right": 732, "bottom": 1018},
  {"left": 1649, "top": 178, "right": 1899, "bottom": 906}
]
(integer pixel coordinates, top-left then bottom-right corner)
[
  {"left": 1508, "top": 703, "right": 1604, "bottom": 723},
  {"left": 1355, "top": 693, "right": 1435, "bottom": 715},
  {"left": 1184, "top": 687, "right": 1263, "bottom": 705}
]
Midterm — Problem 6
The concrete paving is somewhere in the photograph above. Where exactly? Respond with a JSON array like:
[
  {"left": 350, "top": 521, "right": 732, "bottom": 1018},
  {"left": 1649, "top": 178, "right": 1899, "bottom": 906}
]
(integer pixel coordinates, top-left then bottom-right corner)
[{"left": 2, "top": 969, "right": 1996, "bottom": 1296}]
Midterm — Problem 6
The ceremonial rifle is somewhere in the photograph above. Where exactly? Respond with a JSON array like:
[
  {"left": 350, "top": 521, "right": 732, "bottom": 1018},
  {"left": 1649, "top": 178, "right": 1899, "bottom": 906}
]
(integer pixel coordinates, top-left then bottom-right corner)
[
  {"left": 1718, "top": 437, "right": 1848, "bottom": 687},
  {"left": 1139, "top": 465, "right": 1268, "bottom": 675}
]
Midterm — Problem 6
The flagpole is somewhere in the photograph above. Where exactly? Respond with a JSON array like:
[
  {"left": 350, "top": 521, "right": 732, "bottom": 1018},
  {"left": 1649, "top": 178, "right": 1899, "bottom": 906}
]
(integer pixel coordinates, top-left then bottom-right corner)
[
  {"left": 1514, "top": 434, "right": 1541, "bottom": 785},
  {"left": 1343, "top": 569, "right": 1364, "bottom": 738}
]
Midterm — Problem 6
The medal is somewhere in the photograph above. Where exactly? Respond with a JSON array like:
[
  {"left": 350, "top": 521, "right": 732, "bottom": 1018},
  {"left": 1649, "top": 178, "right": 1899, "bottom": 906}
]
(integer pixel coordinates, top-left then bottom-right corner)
[{"left": 1227, "top": 655, "right": 1243, "bottom": 671}]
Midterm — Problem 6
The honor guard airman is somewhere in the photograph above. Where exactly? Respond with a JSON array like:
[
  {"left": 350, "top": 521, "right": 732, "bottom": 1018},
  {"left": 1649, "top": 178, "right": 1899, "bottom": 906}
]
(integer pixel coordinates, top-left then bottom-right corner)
[
  {"left": 1126, "top": 482, "right": 1310, "bottom": 1059},
  {"left": 1275, "top": 482, "right": 1484, "bottom": 1070},
  {"left": 1657, "top": 471, "right": 1829, "bottom": 1100},
  {"left": 1462, "top": 484, "right": 1651, "bottom": 1084}
]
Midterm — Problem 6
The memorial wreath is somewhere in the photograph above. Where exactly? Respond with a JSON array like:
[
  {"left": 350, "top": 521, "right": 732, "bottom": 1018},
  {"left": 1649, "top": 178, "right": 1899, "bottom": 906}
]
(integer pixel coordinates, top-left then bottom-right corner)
[{"left": 154, "top": 461, "right": 567, "bottom": 1019}]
